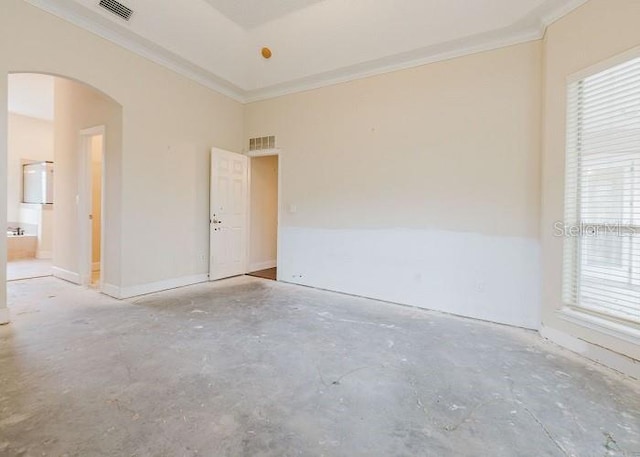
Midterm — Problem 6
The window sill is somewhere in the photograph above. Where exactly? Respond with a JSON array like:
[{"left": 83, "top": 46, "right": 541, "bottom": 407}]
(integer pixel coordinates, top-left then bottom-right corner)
[{"left": 557, "top": 307, "right": 640, "bottom": 346}]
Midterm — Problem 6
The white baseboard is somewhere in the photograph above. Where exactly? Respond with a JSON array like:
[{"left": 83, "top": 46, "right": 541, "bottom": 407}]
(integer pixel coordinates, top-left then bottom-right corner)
[
  {"left": 249, "top": 260, "right": 276, "bottom": 272},
  {"left": 36, "top": 250, "right": 52, "bottom": 259},
  {"left": 104, "top": 273, "right": 209, "bottom": 299},
  {"left": 101, "top": 283, "right": 121, "bottom": 299},
  {"left": 52, "top": 266, "right": 80, "bottom": 285},
  {"left": 540, "top": 324, "right": 640, "bottom": 380},
  {"left": 0, "top": 307, "right": 9, "bottom": 325}
]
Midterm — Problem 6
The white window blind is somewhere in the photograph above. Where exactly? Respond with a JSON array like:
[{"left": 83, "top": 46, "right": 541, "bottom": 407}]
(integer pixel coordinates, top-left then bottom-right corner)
[{"left": 563, "top": 54, "right": 640, "bottom": 323}]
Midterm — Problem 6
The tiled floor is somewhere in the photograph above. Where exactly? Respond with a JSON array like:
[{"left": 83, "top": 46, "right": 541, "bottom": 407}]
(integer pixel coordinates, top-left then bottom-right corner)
[{"left": 6, "top": 258, "right": 53, "bottom": 281}]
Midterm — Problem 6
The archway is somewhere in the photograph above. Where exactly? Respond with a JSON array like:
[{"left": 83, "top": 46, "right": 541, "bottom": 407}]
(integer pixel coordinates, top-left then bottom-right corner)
[{"left": 5, "top": 72, "right": 123, "bottom": 321}]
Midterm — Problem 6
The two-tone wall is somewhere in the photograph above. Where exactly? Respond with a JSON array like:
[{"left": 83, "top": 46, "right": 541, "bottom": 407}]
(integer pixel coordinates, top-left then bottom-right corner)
[{"left": 246, "top": 42, "right": 543, "bottom": 329}]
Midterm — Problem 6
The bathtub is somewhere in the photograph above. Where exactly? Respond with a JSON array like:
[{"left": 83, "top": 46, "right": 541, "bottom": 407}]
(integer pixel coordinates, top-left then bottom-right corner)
[{"left": 7, "top": 233, "right": 37, "bottom": 260}]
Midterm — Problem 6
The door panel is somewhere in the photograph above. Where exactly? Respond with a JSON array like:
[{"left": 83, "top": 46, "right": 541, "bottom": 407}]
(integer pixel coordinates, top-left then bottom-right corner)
[{"left": 210, "top": 148, "right": 248, "bottom": 280}]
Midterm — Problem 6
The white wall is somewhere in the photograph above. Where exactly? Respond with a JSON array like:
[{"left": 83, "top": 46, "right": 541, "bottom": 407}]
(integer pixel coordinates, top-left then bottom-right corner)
[
  {"left": 0, "top": 0, "right": 244, "bottom": 315},
  {"left": 7, "top": 113, "right": 53, "bottom": 223},
  {"left": 540, "top": 0, "right": 640, "bottom": 371},
  {"left": 246, "top": 41, "right": 542, "bottom": 329},
  {"left": 249, "top": 155, "right": 278, "bottom": 271},
  {"left": 8, "top": 73, "right": 54, "bottom": 120}
]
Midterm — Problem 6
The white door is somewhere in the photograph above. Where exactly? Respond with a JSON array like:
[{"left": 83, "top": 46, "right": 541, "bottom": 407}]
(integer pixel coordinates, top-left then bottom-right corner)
[{"left": 209, "top": 147, "right": 249, "bottom": 280}]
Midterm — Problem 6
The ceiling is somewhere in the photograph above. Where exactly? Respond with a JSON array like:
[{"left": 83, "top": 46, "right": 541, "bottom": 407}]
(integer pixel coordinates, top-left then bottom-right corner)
[
  {"left": 26, "top": 0, "right": 588, "bottom": 102},
  {"left": 202, "top": 0, "right": 326, "bottom": 29},
  {"left": 8, "top": 74, "right": 55, "bottom": 121}
]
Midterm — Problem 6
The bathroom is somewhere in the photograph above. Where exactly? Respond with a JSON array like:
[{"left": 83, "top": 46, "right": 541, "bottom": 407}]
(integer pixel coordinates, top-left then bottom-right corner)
[{"left": 7, "top": 74, "right": 55, "bottom": 280}]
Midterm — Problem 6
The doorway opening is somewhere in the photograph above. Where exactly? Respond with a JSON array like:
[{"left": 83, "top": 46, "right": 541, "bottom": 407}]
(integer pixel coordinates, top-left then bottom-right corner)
[
  {"left": 79, "top": 128, "right": 104, "bottom": 288},
  {"left": 6, "top": 72, "right": 121, "bottom": 302},
  {"left": 208, "top": 148, "right": 281, "bottom": 282},
  {"left": 6, "top": 74, "right": 55, "bottom": 282},
  {"left": 247, "top": 153, "right": 279, "bottom": 281}
]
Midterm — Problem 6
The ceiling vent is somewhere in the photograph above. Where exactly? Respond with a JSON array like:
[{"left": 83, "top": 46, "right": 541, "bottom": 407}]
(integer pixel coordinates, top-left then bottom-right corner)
[
  {"left": 249, "top": 136, "right": 276, "bottom": 151},
  {"left": 98, "top": 0, "right": 134, "bottom": 21}
]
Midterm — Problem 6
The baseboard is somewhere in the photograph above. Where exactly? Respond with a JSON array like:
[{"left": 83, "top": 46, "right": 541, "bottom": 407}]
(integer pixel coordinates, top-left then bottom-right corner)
[
  {"left": 249, "top": 260, "right": 276, "bottom": 272},
  {"left": 101, "top": 283, "right": 121, "bottom": 299},
  {"left": 540, "top": 324, "right": 640, "bottom": 380},
  {"left": 36, "top": 250, "right": 52, "bottom": 259},
  {"left": 0, "top": 307, "right": 9, "bottom": 325},
  {"left": 52, "top": 266, "right": 81, "bottom": 285},
  {"left": 111, "top": 273, "right": 209, "bottom": 299}
]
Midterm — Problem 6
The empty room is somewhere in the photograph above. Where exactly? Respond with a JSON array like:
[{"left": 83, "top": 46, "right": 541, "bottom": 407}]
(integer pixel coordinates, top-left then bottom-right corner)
[{"left": 0, "top": 0, "right": 639, "bottom": 455}]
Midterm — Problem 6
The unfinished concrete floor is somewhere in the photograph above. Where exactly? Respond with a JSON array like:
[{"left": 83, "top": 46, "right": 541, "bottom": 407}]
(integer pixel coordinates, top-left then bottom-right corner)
[{"left": 1, "top": 276, "right": 639, "bottom": 456}]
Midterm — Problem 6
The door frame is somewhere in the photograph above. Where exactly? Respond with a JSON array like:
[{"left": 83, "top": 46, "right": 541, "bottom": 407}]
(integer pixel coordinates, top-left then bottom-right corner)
[
  {"left": 246, "top": 148, "right": 282, "bottom": 281},
  {"left": 78, "top": 125, "right": 106, "bottom": 290}
]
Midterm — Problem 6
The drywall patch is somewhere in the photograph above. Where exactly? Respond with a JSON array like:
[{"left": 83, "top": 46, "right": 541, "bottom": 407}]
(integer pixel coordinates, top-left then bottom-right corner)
[{"left": 278, "top": 226, "right": 541, "bottom": 329}]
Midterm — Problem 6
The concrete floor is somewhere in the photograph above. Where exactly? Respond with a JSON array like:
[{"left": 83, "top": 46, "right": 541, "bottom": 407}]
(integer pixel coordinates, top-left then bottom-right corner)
[{"left": 1, "top": 276, "right": 639, "bottom": 457}]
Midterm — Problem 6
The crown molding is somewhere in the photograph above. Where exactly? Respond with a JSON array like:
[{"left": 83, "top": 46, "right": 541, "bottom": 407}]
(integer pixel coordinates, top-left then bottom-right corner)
[
  {"left": 24, "top": 0, "right": 246, "bottom": 102},
  {"left": 244, "top": 25, "right": 543, "bottom": 103},
  {"left": 244, "top": 0, "right": 591, "bottom": 102},
  {"left": 25, "top": 0, "right": 589, "bottom": 105},
  {"left": 541, "top": 0, "right": 589, "bottom": 27}
]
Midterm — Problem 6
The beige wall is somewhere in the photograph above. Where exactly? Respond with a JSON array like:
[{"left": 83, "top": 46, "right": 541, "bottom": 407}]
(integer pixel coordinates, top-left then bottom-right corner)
[
  {"left": 541, "top": 0, "right": 640, "bottom": 363},
  {"left": 53, "top": 78, "right": 121, "bottom": 284},
  {"left": 0, "top": 0, "right": 244, "bottom": 311},
  {"left": 7, "top": 113, "right": 53, "bottom": 223},
  {"left": 246, "top": 41, "right": 541, "bottom": 237},
  {"left": 246, "top": 41, "right": 543, "bottom": 328},
  {"left": 249, "top": 155, "right": 278, "bottom": 270}
]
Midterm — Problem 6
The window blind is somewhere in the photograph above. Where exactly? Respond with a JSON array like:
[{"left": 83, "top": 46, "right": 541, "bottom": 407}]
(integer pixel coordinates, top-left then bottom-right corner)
[{"left": 563, "top": 55, "right": 640, "bottom": 323}]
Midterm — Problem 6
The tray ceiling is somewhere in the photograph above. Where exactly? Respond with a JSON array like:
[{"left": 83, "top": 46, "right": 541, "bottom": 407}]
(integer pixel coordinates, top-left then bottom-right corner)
[{"left": 26, "top": 0, "right": 588, "bottom": 102}]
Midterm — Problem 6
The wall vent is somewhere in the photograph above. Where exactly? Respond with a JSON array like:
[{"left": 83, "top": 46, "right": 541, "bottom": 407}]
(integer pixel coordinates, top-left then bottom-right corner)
[
  {"left": 99, "top": 0, "right": 134, "bottom": 21},
  {"left": 249, "top": 136, "right": 276, "bottom": 151}
]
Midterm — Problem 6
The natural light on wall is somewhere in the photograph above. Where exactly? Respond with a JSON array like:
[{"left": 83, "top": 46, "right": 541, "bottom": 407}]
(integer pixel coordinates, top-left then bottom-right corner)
[{"left": 562, "top": 51, "right": 640, "bottom": 324}]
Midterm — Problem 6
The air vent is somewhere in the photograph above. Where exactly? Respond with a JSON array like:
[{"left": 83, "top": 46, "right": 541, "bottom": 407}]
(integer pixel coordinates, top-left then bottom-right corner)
[
  {"left": 249, "top": 136, "right": 276, "bottom": 151},
  {"left": 99, "top": 0, "right": 134, "bottom": 21}
]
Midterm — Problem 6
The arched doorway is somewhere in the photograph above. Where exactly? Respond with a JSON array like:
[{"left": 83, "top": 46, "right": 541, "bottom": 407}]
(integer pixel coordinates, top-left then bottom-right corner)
[{"left": 5, "top": 73, "right": 122, "bottom": 312}]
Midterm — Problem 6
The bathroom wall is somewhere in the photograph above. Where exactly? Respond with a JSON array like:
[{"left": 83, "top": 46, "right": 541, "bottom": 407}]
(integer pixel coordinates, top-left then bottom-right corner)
[{"left": 7, "top": 113, "right": 54, "bottom": 224}]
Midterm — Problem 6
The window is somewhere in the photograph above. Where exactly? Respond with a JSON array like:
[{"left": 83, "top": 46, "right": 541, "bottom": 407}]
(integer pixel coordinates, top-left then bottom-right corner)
[{"left": 563, "top": 53, "right": 640, "bottom": 324}]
